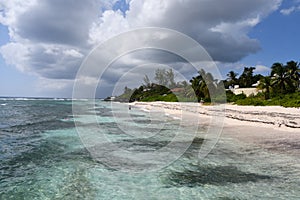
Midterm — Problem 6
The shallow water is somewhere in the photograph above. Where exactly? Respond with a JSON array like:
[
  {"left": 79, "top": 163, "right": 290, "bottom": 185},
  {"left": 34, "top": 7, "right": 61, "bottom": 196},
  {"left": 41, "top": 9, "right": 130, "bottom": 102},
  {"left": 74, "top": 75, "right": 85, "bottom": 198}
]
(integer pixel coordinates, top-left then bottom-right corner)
[{"left": 0, "top": 99, "right": 299, "bottom": 199}]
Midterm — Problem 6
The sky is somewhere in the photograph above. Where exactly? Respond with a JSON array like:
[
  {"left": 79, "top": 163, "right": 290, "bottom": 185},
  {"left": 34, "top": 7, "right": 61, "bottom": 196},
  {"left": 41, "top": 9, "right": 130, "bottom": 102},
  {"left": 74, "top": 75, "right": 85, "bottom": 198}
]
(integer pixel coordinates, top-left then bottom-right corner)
[{"left": 0, "top": 0, "right": 299, "bottom": 98}]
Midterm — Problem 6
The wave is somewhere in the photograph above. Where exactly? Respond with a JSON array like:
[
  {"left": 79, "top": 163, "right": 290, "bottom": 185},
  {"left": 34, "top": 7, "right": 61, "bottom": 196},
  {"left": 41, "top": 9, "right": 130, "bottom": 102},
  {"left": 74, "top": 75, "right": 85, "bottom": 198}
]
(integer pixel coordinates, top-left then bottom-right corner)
[
  {"left": 0, "top": 97, "right": 72, "bottom": 101},
  {"left": 0, "top": 118, "right": 75, "bottom": 133}
]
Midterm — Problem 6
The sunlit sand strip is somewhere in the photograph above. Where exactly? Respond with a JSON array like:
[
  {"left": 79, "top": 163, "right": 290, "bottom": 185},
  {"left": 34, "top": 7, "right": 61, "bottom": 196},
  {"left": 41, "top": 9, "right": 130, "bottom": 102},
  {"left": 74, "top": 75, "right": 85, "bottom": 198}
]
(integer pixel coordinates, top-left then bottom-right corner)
[
  {"left": 131, "top": 102, "right": 300, "bottom": 129},
  {"left": 130, "top": 102, "right": 300, "bottom": 154}
]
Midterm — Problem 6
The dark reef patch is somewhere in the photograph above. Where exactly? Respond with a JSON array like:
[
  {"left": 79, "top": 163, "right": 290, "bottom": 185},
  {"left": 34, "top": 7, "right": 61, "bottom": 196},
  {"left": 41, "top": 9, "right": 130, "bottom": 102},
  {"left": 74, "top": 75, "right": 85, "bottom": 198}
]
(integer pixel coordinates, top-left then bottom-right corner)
[{"left": 162, "top": 165, "right": 272, "bottom": 187}]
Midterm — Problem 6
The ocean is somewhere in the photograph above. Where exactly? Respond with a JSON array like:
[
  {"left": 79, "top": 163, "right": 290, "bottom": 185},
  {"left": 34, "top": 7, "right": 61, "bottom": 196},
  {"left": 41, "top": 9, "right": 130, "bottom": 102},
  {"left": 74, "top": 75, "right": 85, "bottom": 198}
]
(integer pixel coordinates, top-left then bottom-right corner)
[{"left": 0, "top": 99, "right": 299, "bottom": 199}]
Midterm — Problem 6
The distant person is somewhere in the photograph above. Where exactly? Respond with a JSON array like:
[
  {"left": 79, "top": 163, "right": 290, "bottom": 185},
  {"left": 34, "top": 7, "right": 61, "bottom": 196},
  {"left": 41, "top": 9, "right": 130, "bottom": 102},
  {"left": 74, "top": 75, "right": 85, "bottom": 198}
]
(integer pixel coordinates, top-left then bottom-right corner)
[{"left": 129, "top": 105, "right": 131, "bottom": 110}]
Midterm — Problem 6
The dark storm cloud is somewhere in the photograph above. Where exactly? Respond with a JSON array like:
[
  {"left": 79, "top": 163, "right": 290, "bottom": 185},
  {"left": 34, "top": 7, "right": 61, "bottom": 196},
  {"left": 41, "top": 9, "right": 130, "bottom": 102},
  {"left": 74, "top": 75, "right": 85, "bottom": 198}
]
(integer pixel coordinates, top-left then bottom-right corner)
[{"left": 16, "top": 0, "right": 100, "bottom": 46}]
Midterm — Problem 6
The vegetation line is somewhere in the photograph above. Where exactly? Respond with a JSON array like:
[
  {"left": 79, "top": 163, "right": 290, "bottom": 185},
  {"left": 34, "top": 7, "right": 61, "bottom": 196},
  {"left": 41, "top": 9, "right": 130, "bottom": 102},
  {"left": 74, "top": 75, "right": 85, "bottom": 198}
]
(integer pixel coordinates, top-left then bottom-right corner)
[{"left": 111, "top": 61, "right": 300, "bottom": 107}]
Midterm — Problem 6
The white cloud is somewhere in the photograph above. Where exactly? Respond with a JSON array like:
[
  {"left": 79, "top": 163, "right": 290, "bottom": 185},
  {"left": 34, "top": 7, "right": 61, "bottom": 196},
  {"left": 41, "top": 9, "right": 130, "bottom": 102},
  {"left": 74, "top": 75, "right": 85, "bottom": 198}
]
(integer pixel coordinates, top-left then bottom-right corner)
[
  {"left": 63, "top": 49, "right": 84, "bottom": 58},
  {"left": 254, "top": 65, "right": 270, "bottom": 74},
  {"left": 280, "top": 0, "right": 300, "bottom": 15},
  {"left": 280, "top": 7, "right": 296, "bottom": 15},
  {"left": 89, "top": 0, "right": 282, "bottom": 63},
  {"left": 210, "top": 16, "right": 260, "bottom": 37},
  {"left": 0, "top": 0, "right": 283, "bottom": 97},
  {"left": 89, "top": 10, "right": 129, "bottom": 44},
  {"left": 0, "top": 42, "right": 29, "bottom": 72}
]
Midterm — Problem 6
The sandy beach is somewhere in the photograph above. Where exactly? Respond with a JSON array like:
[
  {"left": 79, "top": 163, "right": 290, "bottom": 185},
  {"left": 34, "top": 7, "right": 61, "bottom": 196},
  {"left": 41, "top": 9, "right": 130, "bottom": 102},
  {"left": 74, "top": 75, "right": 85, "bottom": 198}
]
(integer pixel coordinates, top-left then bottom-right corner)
[{"left": 130, "top": 102, "right": 300, "bottom": 155}]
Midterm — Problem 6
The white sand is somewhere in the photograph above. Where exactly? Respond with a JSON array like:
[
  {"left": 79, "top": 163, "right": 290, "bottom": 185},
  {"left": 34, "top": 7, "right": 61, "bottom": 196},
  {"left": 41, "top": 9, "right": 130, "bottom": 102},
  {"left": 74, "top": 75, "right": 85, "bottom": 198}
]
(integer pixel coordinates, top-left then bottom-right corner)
[
  {"left": 131, "top": 102, "right": 300, "bottom": 128},
  {"left": 130, "top": 102, "right": 300, "bottom": 153}
]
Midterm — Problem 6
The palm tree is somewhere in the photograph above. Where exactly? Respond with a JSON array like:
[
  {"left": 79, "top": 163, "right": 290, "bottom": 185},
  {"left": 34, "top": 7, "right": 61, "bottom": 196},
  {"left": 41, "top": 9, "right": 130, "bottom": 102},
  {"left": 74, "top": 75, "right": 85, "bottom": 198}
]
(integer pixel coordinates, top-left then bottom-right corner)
[
  {"left": 190, "top": 69, "right": 217, "bottom": 102},
  {"left": 226, "top": 71, "right": 238, "bottom": 88},
  {"left": 190, "top": 71, "right": 205, "bottom": 102},
  {"left": 179, "top": 81, "right": 194, "bottom": 100},
  {"left": 238, "top": 67, "right": 256, "bottom": 88},
  {"left": 271, "top": 63, "right": 293, "bottom": 94},
  {"left": 258, "top": 76, "right": 272, "bottom": 100},
  {"left": 286, "top": 61, "right": 300, "bottom": 91}
]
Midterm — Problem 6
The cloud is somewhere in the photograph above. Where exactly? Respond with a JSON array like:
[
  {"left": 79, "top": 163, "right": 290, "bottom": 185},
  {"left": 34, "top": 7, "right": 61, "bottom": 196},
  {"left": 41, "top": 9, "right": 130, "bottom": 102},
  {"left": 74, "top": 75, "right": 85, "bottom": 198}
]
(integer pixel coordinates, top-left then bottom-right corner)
[
  {"left": 254, "top": 65, "right": 271, "bottom": 74},
  {"left": 92, "top": 0, "right": 281, "bottom": 62},
  {"left": 15, "top": 1, "right": 99, "bottom": 46},
  {"left": 280, "top": 7, "right": 296, "bottom": 15},
  {"left": 280, "top": 5, "right": 300, "bottom": 15},
  {"left": 280, "top": 0, "right": 300, "bottom": 15},
  {"left": 0, "top": 0, "right": 282, "bottom": 96},
  {"left": 36, "top": 78, "right": 74, "bottom": 97},
  {"left": 0, "top": 42, "right": 29, "bottom": 72}
]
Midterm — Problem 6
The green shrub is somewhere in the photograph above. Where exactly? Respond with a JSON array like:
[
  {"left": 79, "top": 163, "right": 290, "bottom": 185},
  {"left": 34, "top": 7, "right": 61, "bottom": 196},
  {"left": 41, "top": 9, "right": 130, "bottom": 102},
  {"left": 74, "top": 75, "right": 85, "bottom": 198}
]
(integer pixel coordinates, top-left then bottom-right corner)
[
  {"left": 235, "top": 92, "right": 300, "bottom": 107},
  {"left": 226, "top": 90, "right": 247, "bottom": 102},
  {"left": 236, "top": 97, "right": 266, "bottom": 106},
  {"left": 142, "top": 93, "right": 178, "bottom": 102}
]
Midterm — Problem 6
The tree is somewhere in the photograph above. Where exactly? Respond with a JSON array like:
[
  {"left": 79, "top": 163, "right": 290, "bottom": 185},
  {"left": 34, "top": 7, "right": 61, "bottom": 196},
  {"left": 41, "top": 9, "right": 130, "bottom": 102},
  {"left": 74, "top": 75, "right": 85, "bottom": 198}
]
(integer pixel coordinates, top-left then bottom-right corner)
[
  {"left": 238, "top": 67, "right": 256, "bottom": 88},
  {"left": 286, "top": 61, "right": 300, "bottom": 91},
  {"left": 129, "top": 86, "right": 144, "bottom": 102},
  {"left": 143, "top": 75, "right": 151, "bottom": 87},
  {"left": 166, "top": 69, "right": 176, "bottom": 88},
  {"left": 226, "top": 71, "right": 238, "bottom": 88},
  {"left": 271, "top": 62, "right": 294, "bottom": 94},
  {"left": 190, "top": 73, "right": 202, "bottom": 102},
  {"left": 189, "top": 69, "right": 217, "bottom": 102},
  {"left": 124, "top": 86, "right": 132, "bottom": 95},
  {"left": 154, "top": 68, "right": 176, "bottom": 88},
  {"left": 258, "top": 76, "right": 272, "bottom": 100}
]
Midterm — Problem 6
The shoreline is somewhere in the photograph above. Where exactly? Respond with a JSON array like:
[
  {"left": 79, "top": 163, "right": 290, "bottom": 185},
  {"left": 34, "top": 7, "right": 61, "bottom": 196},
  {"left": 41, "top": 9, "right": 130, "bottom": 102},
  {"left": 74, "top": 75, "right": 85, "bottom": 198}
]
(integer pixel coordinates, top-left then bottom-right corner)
[
  {"left": 130, "top": 102, "right": 300, "bottom": 129},
  {"left": 129, "top": 102, "right": 300, "bottom": 154}
]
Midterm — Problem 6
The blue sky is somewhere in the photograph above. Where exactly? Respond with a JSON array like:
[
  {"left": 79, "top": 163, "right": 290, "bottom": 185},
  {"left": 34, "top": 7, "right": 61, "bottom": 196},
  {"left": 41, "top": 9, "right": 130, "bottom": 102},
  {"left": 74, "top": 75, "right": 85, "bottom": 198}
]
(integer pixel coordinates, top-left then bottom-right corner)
[
  {"left": 243, "top": 2, "right": 300, "bottom": 68},
  {"left": 0, "top": 25, "right": 38, "bottom": 97},
  {"left": 0, "top": 0, "right": 299, "bottom": 97}
]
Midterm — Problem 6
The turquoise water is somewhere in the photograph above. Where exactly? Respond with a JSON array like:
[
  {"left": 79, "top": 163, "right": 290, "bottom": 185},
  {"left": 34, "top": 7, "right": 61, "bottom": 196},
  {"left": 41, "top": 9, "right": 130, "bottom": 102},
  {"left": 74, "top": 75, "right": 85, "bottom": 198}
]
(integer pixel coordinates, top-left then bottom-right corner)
[{"left": 0, "top": 99, "right": 299, "bottom": 199}]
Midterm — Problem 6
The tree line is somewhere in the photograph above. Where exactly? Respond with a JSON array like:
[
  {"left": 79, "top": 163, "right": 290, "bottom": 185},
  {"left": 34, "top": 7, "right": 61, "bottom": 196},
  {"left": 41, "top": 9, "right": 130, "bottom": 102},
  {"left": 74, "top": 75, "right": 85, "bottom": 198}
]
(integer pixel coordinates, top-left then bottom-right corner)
[
  {"left": 224, "top": 61, "right": 300, "bottom": 99},
  {"left": 116, "top": 60, "right": 300, "bottom": 106}
]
